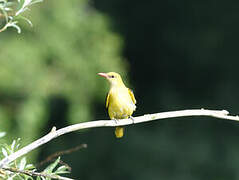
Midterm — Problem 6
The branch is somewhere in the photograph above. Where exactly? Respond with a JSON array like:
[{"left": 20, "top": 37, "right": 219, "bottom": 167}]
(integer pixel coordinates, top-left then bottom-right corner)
[
  {"left": 2, "top": 167, "right": 74, "bottom": 180},
  {"left": 37, "top": 144, "right": 87, "bottom": 168},
  {"left": 0, "top": 24, "right": 7, "bottom": 33},
  {"left": 1, "top": 109, "right": 239, "bottom": 168}
]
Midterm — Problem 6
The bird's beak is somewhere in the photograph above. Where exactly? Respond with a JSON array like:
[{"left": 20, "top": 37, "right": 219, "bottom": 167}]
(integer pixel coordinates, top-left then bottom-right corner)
[{"left": 97, "top": 73, "right": 108, "bottom": 78}]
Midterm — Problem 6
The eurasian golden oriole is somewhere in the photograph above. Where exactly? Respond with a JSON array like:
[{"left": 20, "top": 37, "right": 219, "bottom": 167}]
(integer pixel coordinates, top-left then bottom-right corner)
[{"left": 98, "top": 72, "right": 136, "bottom": 138}]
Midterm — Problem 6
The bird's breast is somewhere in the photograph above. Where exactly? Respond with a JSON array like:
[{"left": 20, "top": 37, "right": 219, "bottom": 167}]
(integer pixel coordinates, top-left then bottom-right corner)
[{"left": 108, "top": 87, "right": 136, "bottom": 119}]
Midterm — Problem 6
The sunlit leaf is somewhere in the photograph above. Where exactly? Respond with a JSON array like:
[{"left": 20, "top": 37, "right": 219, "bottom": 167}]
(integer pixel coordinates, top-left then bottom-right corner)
[
  {"left": 25, "top": 163, "right": 35, "bottom": 170},
  {"left": 0, "top": 132, "right": 6, "bottom": 138},
  {"left": 19, "top": 157, "right": 26, "bottom": 170},
  {"left": 43, "top": 157, "right": 60, "bottom": 174},
  {"left": 11, "top": 140, "right": 16, "bottom": 151},
  {"left": 55, "top": 165, "right": 70, "bottom": 174},
  {"left": 2, "top": 148, "right": 8, "bottom": 157}
]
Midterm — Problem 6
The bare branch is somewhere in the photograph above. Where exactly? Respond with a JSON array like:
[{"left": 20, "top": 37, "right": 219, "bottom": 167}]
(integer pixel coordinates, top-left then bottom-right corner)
[
  {"left": 37, "top": 144, "right": 87, "bottom": 168},
  {"left": 0, "top": 109, "right": 238, "bottom": 168}
]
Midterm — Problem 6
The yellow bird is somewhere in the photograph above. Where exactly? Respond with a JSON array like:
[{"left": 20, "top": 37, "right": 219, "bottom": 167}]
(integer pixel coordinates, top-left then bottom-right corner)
[{"left": 98, "top": 72, "right": 136, "bottom": 138}]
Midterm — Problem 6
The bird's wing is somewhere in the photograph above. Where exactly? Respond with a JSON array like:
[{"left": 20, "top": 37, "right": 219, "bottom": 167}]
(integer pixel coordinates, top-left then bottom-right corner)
[
  {"left": 105, "top": 93, "right": 110, "bottom": 108},
  {"left": 128, "top": 88, "right": 136, "bottom": 104}
]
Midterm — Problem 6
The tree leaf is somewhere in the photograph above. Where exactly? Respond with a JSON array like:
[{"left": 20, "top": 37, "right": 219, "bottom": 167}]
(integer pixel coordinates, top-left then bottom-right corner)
[
  {"left": 19, "top": 157, "right": 26, "bottom": 170},
  {"left": 2, "top": 148, "right": 8, "bottom": 157},
  {"left": 0, "top": 132, "right": 6, "bottom": 138},
  {"left": 11, "top": 140, "right": 16, "bottom": 151},
  {"left": 43, "top": 157, "right": 60, "bottom": 174}
]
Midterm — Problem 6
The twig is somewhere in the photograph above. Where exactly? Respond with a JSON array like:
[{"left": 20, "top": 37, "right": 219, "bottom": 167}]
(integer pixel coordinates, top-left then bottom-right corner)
[
  {"left": 0, "top": 109, "right": 239, "bottom": 168},
  {"left": 37, "top": 144, "right": 87, "bottom": 168},
  {"left": 2, "top": 167, "right": 74, "bottom": 180},
  {"left": 0, "top": 24, "right": 7, "bottom": 32},
  {"left": 0, "top": 12, "right": 8, "bottom": 33}
]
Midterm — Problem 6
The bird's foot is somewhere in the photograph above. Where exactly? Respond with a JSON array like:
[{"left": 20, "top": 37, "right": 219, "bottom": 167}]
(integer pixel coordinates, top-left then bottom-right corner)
[
  {"left": 129, "top": 116, "right": 135, "bottom": 124},
  {"left": 113, "top": 119, "right": 120, "bottom": 124}
]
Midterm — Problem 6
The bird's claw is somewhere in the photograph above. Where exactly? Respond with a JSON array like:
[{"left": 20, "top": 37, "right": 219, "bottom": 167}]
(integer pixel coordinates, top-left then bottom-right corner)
[
  {"left": 113, "top": 119, "right": 119, "bottom": 124},
  {"left": 129, "top": 116, "right": 135, "bottom": 124}
]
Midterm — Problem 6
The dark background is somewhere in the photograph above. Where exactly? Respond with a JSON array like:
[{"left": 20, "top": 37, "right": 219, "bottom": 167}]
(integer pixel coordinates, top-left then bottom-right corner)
[{"left": 42, "top": 0, "right": 239, "bottom": 180}]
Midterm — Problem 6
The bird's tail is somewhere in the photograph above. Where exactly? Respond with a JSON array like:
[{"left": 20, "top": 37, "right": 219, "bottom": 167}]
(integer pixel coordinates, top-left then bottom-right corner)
[{"left": 115, "top": 127, "right": 124, "bottom": 138}]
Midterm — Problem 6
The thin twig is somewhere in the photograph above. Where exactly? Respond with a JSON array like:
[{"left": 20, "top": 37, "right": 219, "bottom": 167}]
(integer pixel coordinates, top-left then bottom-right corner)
[
  {"left": 2, "top": 167, "right": 74, "bottom": 180},
  {"left": 0, "top": 14, "right": 8, "bottom": 33},
  {"left": 0, "top": 8, "right": 11, "bottom": 33},
  {"left": 37, "top": 144, "right": 87, "bottom": 168},
  {"left": 0, "top": 109, "right": 239, "bottom": 168},
  {"left": 0, "top": 24, "right": 7, "bottom": 32}
]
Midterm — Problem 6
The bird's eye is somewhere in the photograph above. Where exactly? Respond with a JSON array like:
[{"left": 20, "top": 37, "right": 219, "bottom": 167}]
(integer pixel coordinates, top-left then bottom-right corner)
[{"left": 110, "top": 75, "right": 115, "bottom": 78}]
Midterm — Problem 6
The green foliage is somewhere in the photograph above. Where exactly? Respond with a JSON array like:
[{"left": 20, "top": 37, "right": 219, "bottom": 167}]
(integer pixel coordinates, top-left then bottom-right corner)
[
  {"left": 0, "top": 0, "right": 126, "bottom": 178},
  {"left": 0, "top": 0, "right": 43, "bottom": 33},
  {"left": 0, "top": 0, "right": 125, "bottom": 155},
  {"left": 38, "top": 157, "right": 70, "bottom": 180},
  {"left": 0, "top": 138, "right": 70, "bottom": 179},
  {"left": 0, "top": 138, "right": 34, "bottom": 179}
]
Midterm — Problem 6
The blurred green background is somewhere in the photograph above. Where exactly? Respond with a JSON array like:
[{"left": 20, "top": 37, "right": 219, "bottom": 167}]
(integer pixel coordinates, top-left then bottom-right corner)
[{"left": 1, "top": 0, "right": 239, "bottom": 179}]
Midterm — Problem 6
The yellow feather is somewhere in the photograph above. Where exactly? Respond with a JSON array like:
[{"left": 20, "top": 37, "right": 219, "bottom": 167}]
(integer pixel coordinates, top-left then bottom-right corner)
[
  {"left": 106, "top": 93, "right": 110, "bottom": 109},
  {"left": 115, "top": 127, "right": 124, "bottom": 138},
  {"left": 128, "top": 88, "right": 136, "bottom": 104}
]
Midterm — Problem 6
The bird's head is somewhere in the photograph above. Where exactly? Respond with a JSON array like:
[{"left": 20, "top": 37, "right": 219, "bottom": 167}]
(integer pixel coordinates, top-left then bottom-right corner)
[{"left": 97, "top": 72, "right": 124, "bottom": 87}]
